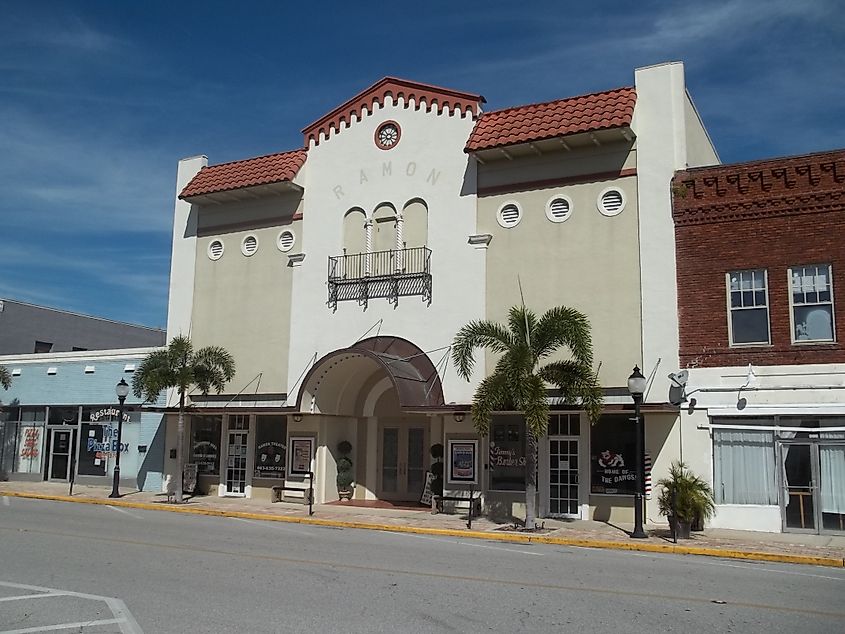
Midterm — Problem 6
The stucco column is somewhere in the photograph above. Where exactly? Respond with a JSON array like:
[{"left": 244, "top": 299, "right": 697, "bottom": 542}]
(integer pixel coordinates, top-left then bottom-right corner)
[
  {"left": 364, "top": 219, "right": 373, "bottom": 276},
  {"left": 395, "top": 213, "right": 404, "bottom": 271}
]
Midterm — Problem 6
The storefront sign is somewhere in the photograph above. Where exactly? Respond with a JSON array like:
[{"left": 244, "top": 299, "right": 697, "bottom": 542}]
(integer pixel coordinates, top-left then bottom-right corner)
[
  {"left": 420, "top": 471, "right": 434, "bottom": 505},
  {"left": 20, "top": 426, "right": 41, "bottom": 459},
  {"left": 192, "top": 441, "right": 219, "bottom": 474},
  {"left": 289, "top": 437, "right": 313, "bottom": 475},
  {"left": 86, "top": 425, "right": 129, "bottom": 455},
  {"left": 447, "top": 439, "right": 478, "bottom": 485},
  {"left": 591, "top": 448, "right": 636, "bottom": 495},
  {"left": 89, "top": 408, "right": 131, "bottom": 423},
  {"left": 253, "top": 416, "right": 287, "bottom": 479}
]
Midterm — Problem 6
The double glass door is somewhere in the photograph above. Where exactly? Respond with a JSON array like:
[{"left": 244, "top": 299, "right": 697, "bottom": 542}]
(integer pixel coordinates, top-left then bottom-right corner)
[
  {"left": 379, "top": 422, "right": 428, "bottom": 501},
  {"left": 780, "top": 440, "right": 845, "bottom": 534}
]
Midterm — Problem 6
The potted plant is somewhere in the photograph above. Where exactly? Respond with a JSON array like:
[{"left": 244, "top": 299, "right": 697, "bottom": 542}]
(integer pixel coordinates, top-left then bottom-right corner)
[
  {"left": 657, "top": 461, "right": 715, "bottom": 539},
  {"left": 336, "top": 440, "right": 354, "bottom": 501}
]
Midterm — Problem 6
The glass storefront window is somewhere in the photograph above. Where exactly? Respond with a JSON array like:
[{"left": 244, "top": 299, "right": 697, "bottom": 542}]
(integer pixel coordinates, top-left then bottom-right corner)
[
  {"left": 48, "top": 406, "right": 79, "bottom": 425},
  {"left": 590, "top": 414, "right": 637, "bottom": 495},
  {"left": 191, "top": 415, "right": 221, "bottom": 475},
  {"left": 254, "top": 415, "right": 287, "bottom": 479},
  {"left": 489, "top": 416, "right": 526, "bottom": 491}
]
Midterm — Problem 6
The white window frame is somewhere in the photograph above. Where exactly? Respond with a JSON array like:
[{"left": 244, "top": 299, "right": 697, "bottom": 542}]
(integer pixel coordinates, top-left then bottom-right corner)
[
  {"left": 726, "top": 269, "right": 771, "bottom": 347},
  {"left": 788, "top": 264, "right": 835, "bottom": 344}
]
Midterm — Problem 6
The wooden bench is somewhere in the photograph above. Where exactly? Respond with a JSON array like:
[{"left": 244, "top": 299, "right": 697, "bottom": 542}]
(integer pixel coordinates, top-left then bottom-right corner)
[{"left": 270, "top": 471, "right": 314, "bottom": 516}]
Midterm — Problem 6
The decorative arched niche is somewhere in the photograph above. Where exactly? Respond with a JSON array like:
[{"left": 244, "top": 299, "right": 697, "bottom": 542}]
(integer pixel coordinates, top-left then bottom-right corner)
[
  {"left": 372, "top": 202, "right": 398, "bottom": 253},
  {"left": 343, "top": 207, "right": 367, "bottom": 254},
  {"left": 402, "top": 198, "right": 428, "bottom": 248}
]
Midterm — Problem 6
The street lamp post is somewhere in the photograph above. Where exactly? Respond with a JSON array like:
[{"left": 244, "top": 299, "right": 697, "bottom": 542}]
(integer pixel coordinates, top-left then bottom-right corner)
[
  {"left": 627, "top": 366, "right": 647, "bottom": 539},
  {"left": 109, "top": 378, "right": 130, "bottom": 499}
]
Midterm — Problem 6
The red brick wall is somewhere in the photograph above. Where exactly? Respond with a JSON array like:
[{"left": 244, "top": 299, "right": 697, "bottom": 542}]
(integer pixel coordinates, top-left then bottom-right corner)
[{"left": 673, "top": 149, "right": 845, "bottom": 368}]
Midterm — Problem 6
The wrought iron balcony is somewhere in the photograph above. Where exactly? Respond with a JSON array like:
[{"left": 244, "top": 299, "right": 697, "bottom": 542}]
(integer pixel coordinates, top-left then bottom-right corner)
[{"left": 328, "top": 246, "right": 432, "bottom": 310}]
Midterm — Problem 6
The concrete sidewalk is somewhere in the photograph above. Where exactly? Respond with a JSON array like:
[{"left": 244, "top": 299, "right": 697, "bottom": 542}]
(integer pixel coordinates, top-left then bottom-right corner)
[{"left": 2, "top": 481, "right": 844, "bottom": 568}]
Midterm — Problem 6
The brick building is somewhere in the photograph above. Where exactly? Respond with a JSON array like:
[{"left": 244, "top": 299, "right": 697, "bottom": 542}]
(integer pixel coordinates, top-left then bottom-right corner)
[{"left": 672, "top": 149, "right": 845, "bottom": 534}]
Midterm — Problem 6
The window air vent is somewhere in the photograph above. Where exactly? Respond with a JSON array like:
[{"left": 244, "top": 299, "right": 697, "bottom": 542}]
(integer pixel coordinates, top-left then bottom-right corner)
[
  {"left": 546, "top": 196, "right": 573, "bottom": 222},
  {"left": 241, "top": 235, "right": 258, "bottom": 256},
  {"left": 208, "top": 240, "right": 224, "bottom": 260},
  {"left": 11, "top": 368, "right": 21, "bottom": 376},
  {"left": 598, "top": 188, "right": 626, "bottom": 216},
  {"left": 278, "top": 230, "right": 296, "bottom": 252},
  {"left": 84, "top": 365, "right": 95, "bottom": 374},
  {"left": 47, "top": 367, "right": 58, "bottom": 375},
  {"left": 497, "top": 202, "right": 522, "bottom": 228}
]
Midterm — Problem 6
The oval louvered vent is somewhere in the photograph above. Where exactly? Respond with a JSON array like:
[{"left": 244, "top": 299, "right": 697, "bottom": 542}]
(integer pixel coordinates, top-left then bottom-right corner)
[
  {"left": 242, "top": 235, "right": 258, "bottom": 256},
  {"left": 278, "top": 230, "right": 295, "bottom": 252},
  {"left": 497, "top": 203, "right": 522, "bottom": 228},
  {"left": 547, "top": 197, "right": 572, "bottom": 222},
  {"left": 208, "top": 240, "right": 224, "bottom": 260},
  {"left": 598, "top": 189, "right": 625, "bottom": 216}
]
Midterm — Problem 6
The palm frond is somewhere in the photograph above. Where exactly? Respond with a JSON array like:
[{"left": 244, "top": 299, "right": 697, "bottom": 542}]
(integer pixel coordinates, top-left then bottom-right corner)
[
  {"left": 532, "top": 306, "right": 594, "bottom": 365},
  {"left": 0, "top": 365, "right": 11, "bottom": 391},
  {"left": 521, "top": 374, "right": 550, "bottom": 439},
  {"left": 507, "top": 305, "right": 537, "bottom": 347},
  {"left": 539, "top": 360, "right": 603, "bottom": 423},
  {"left": 132, "top": 349, "right": 177, "bottom": 403},
  {"left": 451, "top": 320, "right": 513, "bottom": 380},
  {"left": 193, "top": 346, "right": 236, "bottom": 394},
  {"left": 470, "top": 371, "right": 510, "bottom": 435}
]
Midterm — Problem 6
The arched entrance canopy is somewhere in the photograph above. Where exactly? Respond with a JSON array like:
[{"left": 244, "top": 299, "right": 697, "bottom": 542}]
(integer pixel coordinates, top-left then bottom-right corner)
[{"left": 296, "top": 336, "right": 445, "bottom": 416}]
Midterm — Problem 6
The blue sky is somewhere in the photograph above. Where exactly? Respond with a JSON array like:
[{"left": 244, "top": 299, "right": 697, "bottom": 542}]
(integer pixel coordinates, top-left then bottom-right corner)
[{"left": 1, "top": 0, "right": 842, "bottom": 329}]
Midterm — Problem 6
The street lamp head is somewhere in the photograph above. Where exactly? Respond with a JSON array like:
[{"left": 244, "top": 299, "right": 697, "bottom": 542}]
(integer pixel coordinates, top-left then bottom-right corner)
[
  {"left": 627, "top": 365, "right": 647, "bottom": 398},
  {"left": 115, "top": 378, "right": 130, "bottom": 399}
]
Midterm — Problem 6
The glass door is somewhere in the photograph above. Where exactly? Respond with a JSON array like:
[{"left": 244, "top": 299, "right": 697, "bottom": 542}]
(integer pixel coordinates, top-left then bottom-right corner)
[
  {"left": 818, "top": 439, "right": 845, "bottom": 533},
  {"left": 225, "top": 415, "right": 249, "bottom": 495},
  {"left": 781, "top": 443, "right": 816, "bottom": 532},
  {"left": 548, "top": 437, "right": 579, "bottom": 517},
  {"left": 49, "top": 429, "right": 73, "bottom": 481},
  {"left": 378, "top": 422, "right": 428, "bottom": 501}
]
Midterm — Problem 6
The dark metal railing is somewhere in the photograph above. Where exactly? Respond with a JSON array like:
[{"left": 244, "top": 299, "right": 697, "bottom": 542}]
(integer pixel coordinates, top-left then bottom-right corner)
[{"left": 328, "top": 246, "right": 432, "bottom": 310}]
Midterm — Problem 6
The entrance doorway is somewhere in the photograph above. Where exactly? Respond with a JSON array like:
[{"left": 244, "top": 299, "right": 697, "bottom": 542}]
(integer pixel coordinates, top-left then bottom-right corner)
[
  {"left": 48, "top": 428, "right": 74, "bottom": 481},
  {"left": 225, "top": 415, "right": 249, "bottom": 495},
  {"left": 780, "top": 439, "right": 845, "bottom": 534},
  {"left": 378, "top": 421, "right": 429, "bottom": 501},
  {"left": 548, "top": 436, "right": 580, "bottom": 517}
]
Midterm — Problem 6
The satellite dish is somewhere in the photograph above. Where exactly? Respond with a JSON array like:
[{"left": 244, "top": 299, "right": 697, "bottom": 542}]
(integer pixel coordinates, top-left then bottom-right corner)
[{"left": 668, "top": 370, "right": 689, "bottom": 387}]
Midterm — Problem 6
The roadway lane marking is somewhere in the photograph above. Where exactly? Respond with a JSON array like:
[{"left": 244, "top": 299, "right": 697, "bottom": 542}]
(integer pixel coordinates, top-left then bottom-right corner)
[
  {"left": 0, "top": 582, "right": 142, "bottom": 634},
  {"left": 232, "top": 517, "right": 313, "bottom": 536},
  {"left": 0, "top": 593, "right": 67, "bottom": 602},
  {"left": 105, "top": 505, "right": 144, "bottom": 520},
  {"left": 3, "top": 530, "right": 844, "bottom": 620},
  {"left": 606, "top": 548, "right": 845, "bottom": 582},
  {"left": 0, "top": 618, "right": 124, "bottom": 633},
  {"left": 388, "top": 531, "right": 544, "bottom": 556}
]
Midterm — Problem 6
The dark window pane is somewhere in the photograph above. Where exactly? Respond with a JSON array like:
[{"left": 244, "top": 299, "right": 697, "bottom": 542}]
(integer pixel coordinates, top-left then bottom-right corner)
[
  {"left": 731, "top": 308, "right": 769, "bottom": 344},
  {"left": 570, "top": 418, "right": 580, "bottom": 437}
]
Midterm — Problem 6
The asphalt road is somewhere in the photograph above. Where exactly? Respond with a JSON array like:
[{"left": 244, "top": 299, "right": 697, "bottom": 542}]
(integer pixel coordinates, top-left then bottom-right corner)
[{"left": 1, "top": 496, "right": 843, "bottom": 633}]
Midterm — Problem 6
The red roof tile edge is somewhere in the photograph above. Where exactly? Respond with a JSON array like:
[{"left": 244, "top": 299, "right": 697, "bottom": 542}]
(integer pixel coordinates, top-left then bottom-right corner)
[
  {"left": 302, "top": 77, "right": 485, "bottom": 147},
  {"left": 179, "top": 149, "right": 307, "bottom": 199},
  {"left": 465, "top": 86, "right": 636, "bottom": 153}
]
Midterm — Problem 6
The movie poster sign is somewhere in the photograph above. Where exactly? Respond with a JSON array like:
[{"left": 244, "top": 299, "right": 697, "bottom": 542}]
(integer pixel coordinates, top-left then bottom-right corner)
[
  {"left": 254, "top": 416, "right": 287, "bottom": 479},
  {"left": 447, "top": 439, "right": 478, "bottom": 485},
  {"left": 289, "top": 437, "right": 314, "bottom": 476},
  {"left": 590, "top": 415, "right": 637, "bottom": 495}
]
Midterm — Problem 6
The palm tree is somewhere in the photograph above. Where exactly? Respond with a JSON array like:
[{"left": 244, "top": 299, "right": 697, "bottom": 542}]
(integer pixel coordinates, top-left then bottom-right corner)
[
  {"left": 132, "top": 335, "right": 235, "bottom": 503},
  {"left": 452, "top": 305, "right": 603, "bottom": 529},
  {"left": 0, "top": 365, "right": 11, "bottom": 391}
]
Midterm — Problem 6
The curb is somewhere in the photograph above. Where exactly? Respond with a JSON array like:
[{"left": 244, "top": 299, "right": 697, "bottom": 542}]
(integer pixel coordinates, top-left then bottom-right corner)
[{"left": 3, "top": 490, "right": 844, "bottom": 569}]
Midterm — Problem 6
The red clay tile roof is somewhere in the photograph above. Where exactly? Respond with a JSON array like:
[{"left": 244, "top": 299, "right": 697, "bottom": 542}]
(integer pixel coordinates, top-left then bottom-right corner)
[
  {"left": 302, "top": 77, "right": 485, "bottom": 147},
  {"left": 465, "top": 86, "right": 636, "bottom": 152},
  {"left": 179, "top": 149, "right": 307, "bottom": 199}
]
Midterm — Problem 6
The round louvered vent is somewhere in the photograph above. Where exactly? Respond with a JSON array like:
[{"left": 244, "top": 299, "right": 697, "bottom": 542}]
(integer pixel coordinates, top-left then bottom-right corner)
[
  {"left": 241, "top": 235, "right": 258, "bottom": 256},
  {"left": 598, "top": 188, "right": 626, "bottom": 216},
  {"left": 208, "top": 240, "right": 224, "bottom": 261},
  {"left": 546, "top": 196, "right": 572, "bottom": 223},
  {"left": 277, "top": 230, "right": 296, "bottom": 252},
  {"left": 497, "top": 202, "right": 522, "bottom": 228}
]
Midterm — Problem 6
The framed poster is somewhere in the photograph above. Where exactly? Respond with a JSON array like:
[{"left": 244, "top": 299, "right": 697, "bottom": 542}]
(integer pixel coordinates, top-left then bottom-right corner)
[
  {"left": 289, "top": 437, "right": 314, "bottom": 476},
  {"left": 447, "top": 439, "right": 478, "bottom": 485}
]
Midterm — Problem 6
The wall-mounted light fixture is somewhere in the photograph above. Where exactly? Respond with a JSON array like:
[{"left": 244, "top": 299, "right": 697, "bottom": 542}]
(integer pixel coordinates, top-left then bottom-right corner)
[
  {"left": 453, "top": 412, "right": 465, "bottom": 423},
  {"left": 292, "top": 414, "right": 303, "bottom": 423}
]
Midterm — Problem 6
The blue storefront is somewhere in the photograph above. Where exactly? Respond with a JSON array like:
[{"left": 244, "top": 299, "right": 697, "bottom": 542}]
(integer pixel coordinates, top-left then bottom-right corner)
[{"left": 0, "top": 348, "right": 165, "bottom": 491}]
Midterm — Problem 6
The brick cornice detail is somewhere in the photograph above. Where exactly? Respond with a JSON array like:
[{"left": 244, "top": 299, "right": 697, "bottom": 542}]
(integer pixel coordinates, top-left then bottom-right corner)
[
  {"left": 672, "top": 149, "right": 845, "bottom": 226},
  {"left": 302, "top": 77, "right": 485, "bottom": 147}
]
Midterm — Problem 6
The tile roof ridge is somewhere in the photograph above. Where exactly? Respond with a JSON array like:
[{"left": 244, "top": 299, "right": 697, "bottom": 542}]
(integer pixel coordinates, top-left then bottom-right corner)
[
  {"left": 203, "top": 147, "right": 307, "bottom": 169},
  {"left": 678, "top": 147, "right": 845, "bottom": 174},
  {"left": 481, "top": 85, "right": 635, "bottom": 117}
]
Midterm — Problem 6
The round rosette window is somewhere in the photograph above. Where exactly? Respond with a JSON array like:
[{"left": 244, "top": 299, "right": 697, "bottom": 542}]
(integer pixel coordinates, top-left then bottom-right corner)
[{"left": 375, "top": 121, "right": 401, "bottom": 150}]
